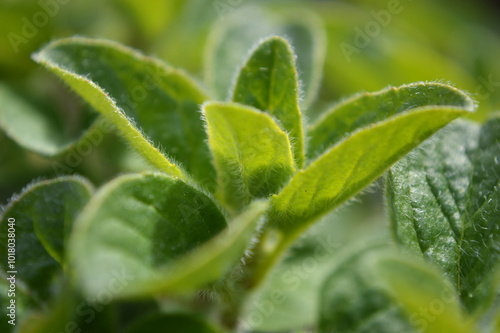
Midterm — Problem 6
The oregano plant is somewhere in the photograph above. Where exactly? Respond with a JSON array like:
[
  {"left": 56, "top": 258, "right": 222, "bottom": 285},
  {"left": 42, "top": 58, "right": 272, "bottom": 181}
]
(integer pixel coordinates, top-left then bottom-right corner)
[{"left": 0, "top": 19, "right": 499, "bottom": 333}]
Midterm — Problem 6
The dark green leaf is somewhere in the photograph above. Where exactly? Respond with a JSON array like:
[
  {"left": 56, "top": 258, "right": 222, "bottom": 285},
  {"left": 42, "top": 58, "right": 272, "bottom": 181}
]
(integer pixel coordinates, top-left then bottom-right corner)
[
  {"left": 205, "top": 7, "right": 325, "bottom": 108},
  {"left": 204, "top": 102, "right": 295, "bottom": 212},
  {"left": 0, "top": 176, "right": 93, "bottom": 301},
  {"left": 126, "top": 313, "right": 220, "bottom": 333},
  {"left": 388, "top": 117, "right": 500, "bottom": 313},
  {"left": 232, "top": 36, "right": 305, "bottom": 167},
  {"left": 33, "top": 37, "right": 213, "bottom": 188},
  {"left": 70, "top": 172, "right": 266, "bottom": 299},
  {"left": 319, "top": 245, "right": 415, "bottom": 333}
]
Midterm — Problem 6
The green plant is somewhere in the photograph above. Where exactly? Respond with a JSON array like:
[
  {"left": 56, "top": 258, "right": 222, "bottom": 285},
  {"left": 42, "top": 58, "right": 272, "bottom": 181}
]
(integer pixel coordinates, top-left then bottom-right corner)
[{"left": 0, "top": 27, "right": 499, "bottom": 333}]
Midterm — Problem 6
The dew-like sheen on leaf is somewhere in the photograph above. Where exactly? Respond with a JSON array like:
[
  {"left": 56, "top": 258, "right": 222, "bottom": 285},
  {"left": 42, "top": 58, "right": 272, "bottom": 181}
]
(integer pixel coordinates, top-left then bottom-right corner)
[{"left": 388, "top": 117, "right": 500, "bottom": 313}]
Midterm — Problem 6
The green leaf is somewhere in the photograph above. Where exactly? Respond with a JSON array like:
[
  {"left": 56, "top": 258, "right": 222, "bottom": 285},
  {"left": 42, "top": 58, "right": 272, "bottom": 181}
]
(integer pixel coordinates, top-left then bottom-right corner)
[
  {"left": 320, "top": 248, "right": 474, "bottom": 333},
  {"left": 138, "top": 199, "right": 268, "bottom": 295},
  {"left": 33, "top": 37, "right": 214, "bottom": 187},
  {"left": 204, "top": 102, "right": 295, "bottom": 212},
  {"left": 205, "top": 7, "right": 325, "bottom": 108},
  {"left": 240, "top": 199, "right": 384, "bottom": 332},
  {"left": 319, "top": 245, "right": 416, "bottom": 333},
  {"left": 375, "top": 257, "right": 475, "bottom": 333},
  {"left": 308, "top": 82, "right": 475, "bottom": 158},
  {"left": 232, "top": 36, "right": 305, "bottom": 167},
  {"left": 270, "top": 105, "right": 472, "bottom": 235},
  {"left": 70, "top": 172, "right": 267, "bottom": 299},
  {"left": 126, "top": 313, "right": 220, "bottom": 333},
  {"left": 16, "top": 284, "right": 77, "bottom": 333},
  {"left": 0, "top": 83, "right": 95, "bottom": 156},
  {"left": 387, "top": 117, "right": 500, "bottom": 313},
  {"left": 0, "top": 176, "right": 93, "bottom": 301},
  {"left": 0, "top": 278, "right": 31, "bottom": 333}
]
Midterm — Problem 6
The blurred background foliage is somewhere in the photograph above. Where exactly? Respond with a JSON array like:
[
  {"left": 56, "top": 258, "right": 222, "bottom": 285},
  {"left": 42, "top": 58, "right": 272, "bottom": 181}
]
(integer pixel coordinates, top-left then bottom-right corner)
[
  {"left": 0, "top": 0, "right": 499, "bottom": 331},
  {"left": 1, "top": 0, "right": 499, "bottom": 203}
]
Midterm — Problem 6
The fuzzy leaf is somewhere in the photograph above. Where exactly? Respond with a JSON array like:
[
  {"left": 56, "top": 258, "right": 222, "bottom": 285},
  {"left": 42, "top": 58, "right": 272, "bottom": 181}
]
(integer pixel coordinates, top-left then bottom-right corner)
[
  {"left": 70, "top": 172, "right": 267, "bottom": 299},
  {"left": 308, "top": 82, "right": 475, "bottom": 158},
  {"left": 205, "top": 8, "right": 325, "bottom": 108},
  {"left": 270, "top": 106, "right": 472, "bottom": 235},
  {"left": 204, "top": 102, "right": 295, "bottom": 212},
  {"left": 0, "top": 177, "right": 93, "bottom": 302},
  {"left": 33, "top": 37, "right": 214, "bottom": 187},
  {"left": 387, "top": 117, "right": 500, "bottom": 313},
  {"left": 232, "top": 36, "right": 304, "bottom": 167}
]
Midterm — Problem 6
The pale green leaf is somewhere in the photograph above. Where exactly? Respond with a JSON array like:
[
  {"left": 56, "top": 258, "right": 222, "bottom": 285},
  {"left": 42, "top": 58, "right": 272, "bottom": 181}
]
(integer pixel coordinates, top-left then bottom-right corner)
[
  {"left": 0, "top": 83, "right": 95, "bottom": 156},
  {"left": 320, "top": 249, "right": 474, "bottom": 333},
  {"left": 387, "top": 117, "right": 500, "bottom": 313},
  {"left": 0, "top": 176, "right": 93, "bottom": 302},
  {"left": 240, "top": 199, "right": 385, "bottom": 332},
  {"left": 308, "top": 82, "right": 475, "bottom": 158},
  {"left": 232, "top": 36, "right": 304, "bottom": 167},
  {"left": 33, "top": 37, "right": 213, "bottom": 187},
  {"left": 69, "top": 172, "right": 267, "bottom": 299},
  {"left": 205, "top": 7, "right": 325, "bottom": 108},
  {"left": 270, "top": 106, "right": 471, "bottom": 235},
  {"left": 375, "top": 257, "right": 475, "bottom": 333},
  {"left": 319, "top": 245, "right": 416, "bottom": 333},
  {"left": 204, "top": 101, "right": 295, "bottom": 212}
]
